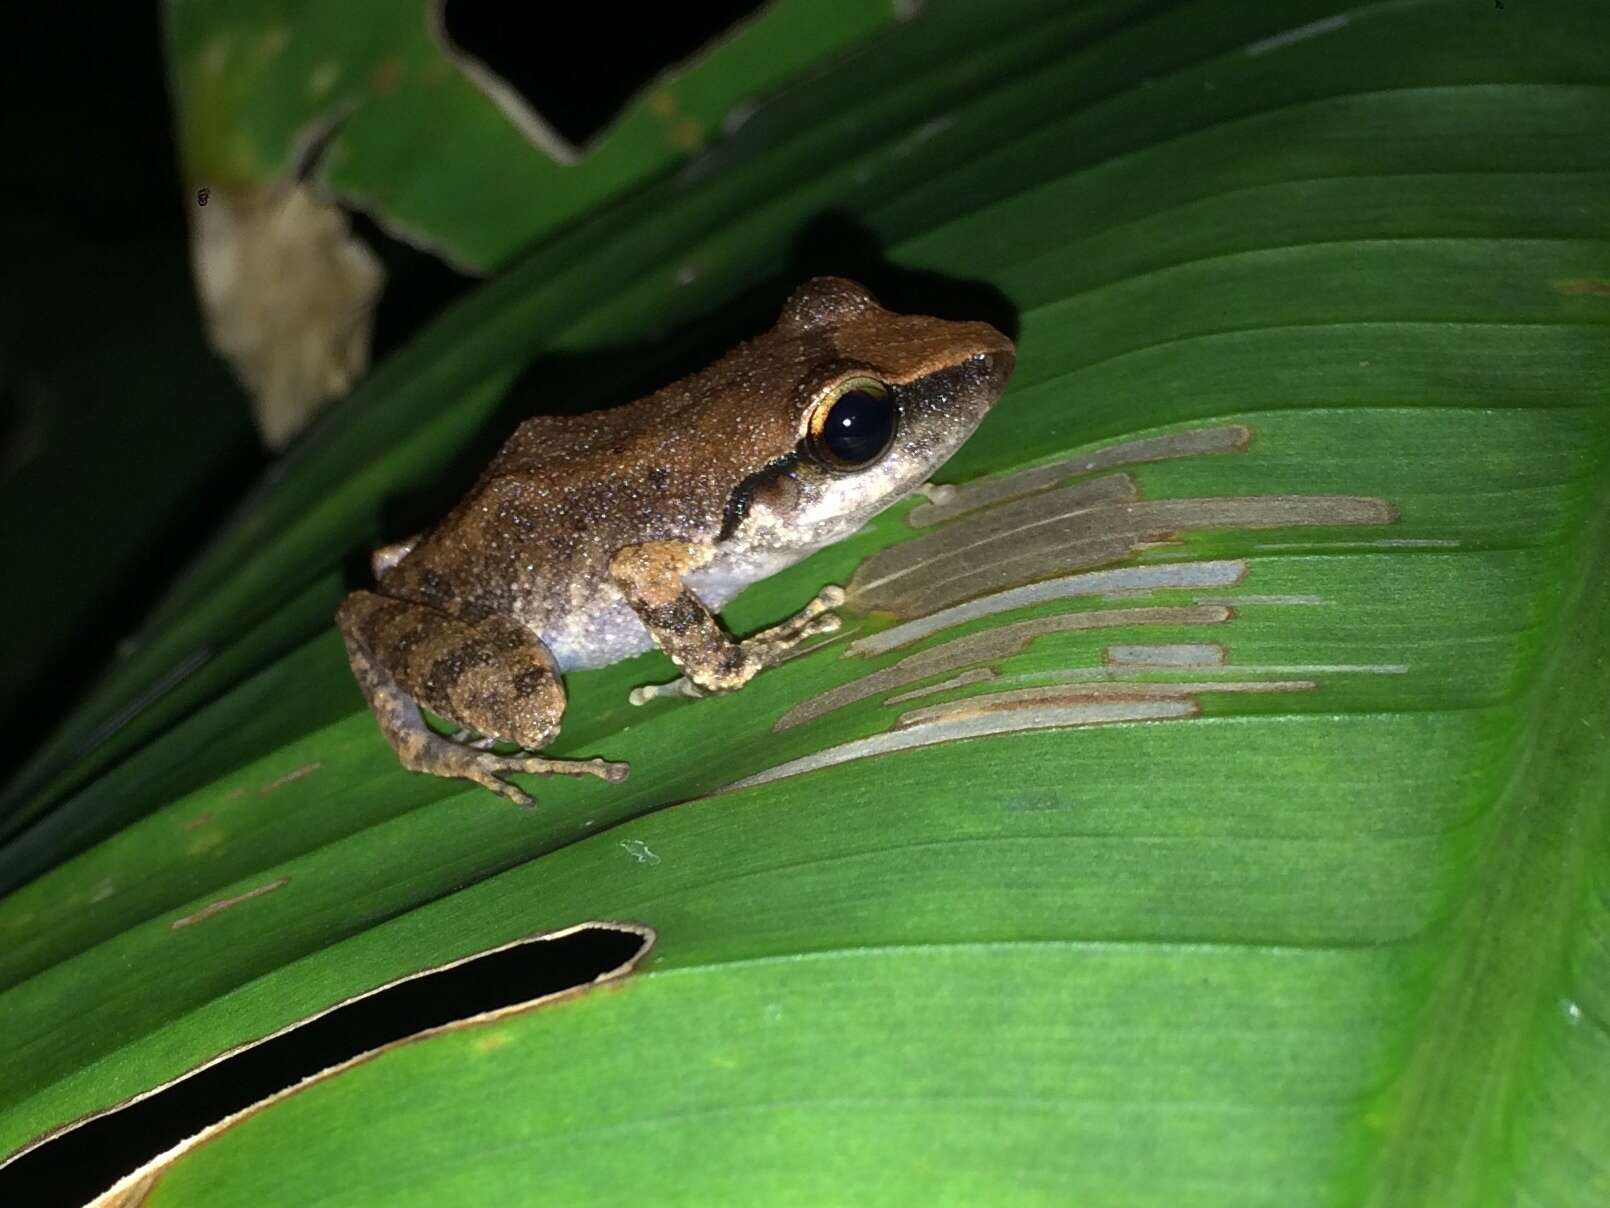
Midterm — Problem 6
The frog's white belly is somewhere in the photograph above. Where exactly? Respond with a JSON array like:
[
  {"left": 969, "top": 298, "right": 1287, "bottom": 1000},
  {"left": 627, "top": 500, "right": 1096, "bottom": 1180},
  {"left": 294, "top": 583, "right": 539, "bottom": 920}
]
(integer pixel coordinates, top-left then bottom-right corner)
[
  {"left": 539, "top": 593, "right": 650, "bottom": 672},
  {"left": 540, "top": 545, "right": 804, "bottom": 672}
]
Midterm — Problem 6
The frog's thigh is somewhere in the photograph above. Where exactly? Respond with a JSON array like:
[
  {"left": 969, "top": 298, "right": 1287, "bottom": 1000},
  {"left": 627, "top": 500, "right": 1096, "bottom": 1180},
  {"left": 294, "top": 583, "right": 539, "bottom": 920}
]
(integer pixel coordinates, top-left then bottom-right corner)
[
  {"left": 336, "top": 591, "right": 565, "bottom": 750},
  {"left": 608, "top": 541, "right": 756, "bottom": 692}
]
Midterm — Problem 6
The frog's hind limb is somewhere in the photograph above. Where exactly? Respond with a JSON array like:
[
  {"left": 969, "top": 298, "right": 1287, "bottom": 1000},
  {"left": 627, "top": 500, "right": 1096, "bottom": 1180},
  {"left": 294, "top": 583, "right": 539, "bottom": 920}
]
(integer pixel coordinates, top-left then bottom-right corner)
[
  {"left": 610, "top": 540, "right": 843, "bottom": 705},
  {"left": 336, "top": 591, "right": 627, "bottom": 807}
]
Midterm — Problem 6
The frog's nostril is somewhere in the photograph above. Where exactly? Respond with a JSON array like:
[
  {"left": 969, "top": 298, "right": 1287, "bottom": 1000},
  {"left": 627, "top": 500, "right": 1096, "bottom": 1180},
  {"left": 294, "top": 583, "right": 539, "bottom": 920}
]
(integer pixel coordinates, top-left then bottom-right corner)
[{"left": 973, "top": 348, "right": 1016, "bottom": 397}]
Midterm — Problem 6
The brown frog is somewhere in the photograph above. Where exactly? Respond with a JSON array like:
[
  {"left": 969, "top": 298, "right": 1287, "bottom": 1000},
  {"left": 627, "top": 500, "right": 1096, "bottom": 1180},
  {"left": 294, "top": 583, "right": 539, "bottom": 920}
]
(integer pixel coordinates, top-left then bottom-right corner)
[{"left": 337, "top": 278, "right": 1015, "bottom": 805}]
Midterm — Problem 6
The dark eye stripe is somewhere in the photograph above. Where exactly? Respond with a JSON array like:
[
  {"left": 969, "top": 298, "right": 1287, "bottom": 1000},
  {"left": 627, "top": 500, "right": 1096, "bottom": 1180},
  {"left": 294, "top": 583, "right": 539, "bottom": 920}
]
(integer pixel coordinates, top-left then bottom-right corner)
[{"left": 719, "top": 452, "right": 800, "bottom": 542}]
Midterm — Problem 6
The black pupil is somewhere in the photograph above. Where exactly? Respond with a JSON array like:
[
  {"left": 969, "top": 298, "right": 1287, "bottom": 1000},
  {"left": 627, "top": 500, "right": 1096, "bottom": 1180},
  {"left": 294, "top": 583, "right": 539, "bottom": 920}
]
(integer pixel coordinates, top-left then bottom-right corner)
[{"left": 822, "top": 389, "right": 894, "bottom": 465}]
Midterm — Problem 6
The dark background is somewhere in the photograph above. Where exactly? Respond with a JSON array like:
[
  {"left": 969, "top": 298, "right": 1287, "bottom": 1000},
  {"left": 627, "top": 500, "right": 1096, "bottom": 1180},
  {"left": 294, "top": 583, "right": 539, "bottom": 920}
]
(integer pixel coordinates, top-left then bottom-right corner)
[{"left": 0, "top": 1, "right": 765, "bottom": 780}]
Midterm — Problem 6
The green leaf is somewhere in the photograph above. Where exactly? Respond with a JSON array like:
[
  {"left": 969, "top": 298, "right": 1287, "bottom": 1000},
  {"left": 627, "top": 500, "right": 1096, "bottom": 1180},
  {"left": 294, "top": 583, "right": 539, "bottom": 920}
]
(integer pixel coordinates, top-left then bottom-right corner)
[
  {"left": 4, "top": 1, "right": 1610, "bottom": 1203},
  {"left": 166, "top": 0, "right": 904, "bottom": 269}
]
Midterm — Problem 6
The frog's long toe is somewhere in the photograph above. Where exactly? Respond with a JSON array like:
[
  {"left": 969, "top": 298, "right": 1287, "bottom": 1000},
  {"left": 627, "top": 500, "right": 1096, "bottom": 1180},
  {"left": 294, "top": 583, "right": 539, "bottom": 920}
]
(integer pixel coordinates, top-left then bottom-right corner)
[
  {"left": 751, "top": 585, "right": 846, "bottom": 648},
  {"left": 797, "top": 613, "right": 842, "bottom": 639},
  {"left": 462, "top": 764, "right": 537, "bottom": 809},
  {"left": 467, "top": 752, "right": 629, "bottom": 808}
]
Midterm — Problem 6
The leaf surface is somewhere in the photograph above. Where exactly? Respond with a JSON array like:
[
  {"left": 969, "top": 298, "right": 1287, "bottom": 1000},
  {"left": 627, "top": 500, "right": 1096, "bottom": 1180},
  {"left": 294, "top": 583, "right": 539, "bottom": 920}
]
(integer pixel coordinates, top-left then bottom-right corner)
[{"left": 3, "top": 2, "right": 1609, "bottom": 1203}]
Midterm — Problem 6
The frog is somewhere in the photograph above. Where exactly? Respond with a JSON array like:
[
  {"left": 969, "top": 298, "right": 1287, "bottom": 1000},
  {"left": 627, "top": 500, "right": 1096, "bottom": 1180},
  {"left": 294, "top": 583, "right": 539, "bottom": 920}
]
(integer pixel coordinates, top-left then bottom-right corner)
[{"left": 336, "top": 277, "right": 1015, "bottom": 806}]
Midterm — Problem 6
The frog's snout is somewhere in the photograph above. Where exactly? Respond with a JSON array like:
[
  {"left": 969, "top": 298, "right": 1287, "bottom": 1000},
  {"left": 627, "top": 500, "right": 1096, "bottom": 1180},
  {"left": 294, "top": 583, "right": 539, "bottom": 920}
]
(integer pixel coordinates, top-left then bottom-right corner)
[
  {"left": 972, "top": 345, "right": 1016, "bottom": 401},
  {"left": 956, "top": 318, "right": 1016, "bottom": 401}
]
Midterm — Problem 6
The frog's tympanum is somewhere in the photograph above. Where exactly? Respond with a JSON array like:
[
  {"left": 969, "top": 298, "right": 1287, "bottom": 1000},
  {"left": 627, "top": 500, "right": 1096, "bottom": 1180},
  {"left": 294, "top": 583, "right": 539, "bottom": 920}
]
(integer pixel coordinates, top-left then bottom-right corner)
[{"left": 337, "top": 278, "right": 1015, "bottom": 804}]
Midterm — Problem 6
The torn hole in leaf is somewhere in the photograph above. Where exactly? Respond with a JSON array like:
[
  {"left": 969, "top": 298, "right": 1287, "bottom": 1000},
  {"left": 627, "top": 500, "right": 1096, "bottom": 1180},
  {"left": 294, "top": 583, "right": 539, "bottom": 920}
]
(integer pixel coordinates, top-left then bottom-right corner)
[
  {"left": 341, "top": 207, "right": 477, "bottom": 365},
  {"left": 434, "top": 0, "right": 766, "bottom": 156},
  {"left": 2, "top": 922, "right": 653, "bottom": 1208}
]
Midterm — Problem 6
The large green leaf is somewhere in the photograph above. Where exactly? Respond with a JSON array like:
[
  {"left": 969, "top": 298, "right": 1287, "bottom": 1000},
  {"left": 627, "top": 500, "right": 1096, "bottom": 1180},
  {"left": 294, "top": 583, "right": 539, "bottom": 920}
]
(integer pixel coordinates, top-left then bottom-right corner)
[
  {"left": 166, "top": 0, "right": 903, "bottom": 269},
  {"left": 4, "top": 1, "right": 1610, "bottom": 1203}
]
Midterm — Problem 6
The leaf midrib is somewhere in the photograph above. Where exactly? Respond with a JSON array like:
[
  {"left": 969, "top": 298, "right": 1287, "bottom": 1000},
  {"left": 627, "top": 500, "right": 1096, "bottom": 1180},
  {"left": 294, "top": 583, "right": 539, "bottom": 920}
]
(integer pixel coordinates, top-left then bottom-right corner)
[{"left": 1366, "top": 425, "right": 1610, "bottom": 1204}]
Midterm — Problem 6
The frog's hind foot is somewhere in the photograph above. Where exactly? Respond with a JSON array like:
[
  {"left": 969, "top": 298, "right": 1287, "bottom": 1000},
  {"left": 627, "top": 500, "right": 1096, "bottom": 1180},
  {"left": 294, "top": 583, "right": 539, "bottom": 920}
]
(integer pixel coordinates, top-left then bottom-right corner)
[
  {"left": 408, "top": 727, "right": 629, "bottom": 808},
  {"left": 386, "top": 716, "right": 629, "bottom": 809},
  {"left": 461, "top": 750, "right": 630, "bottom": 809},
  {"left": 628, "top": 676, "right": 706, "bottom": 706},
  {"left": 338, "top": 592, "right": 630, "bottom": 807}
]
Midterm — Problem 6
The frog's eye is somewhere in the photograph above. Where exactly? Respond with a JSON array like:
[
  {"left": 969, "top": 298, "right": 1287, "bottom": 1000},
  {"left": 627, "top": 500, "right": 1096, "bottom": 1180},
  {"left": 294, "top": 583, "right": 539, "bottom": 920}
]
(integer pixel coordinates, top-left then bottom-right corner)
[{"left": 806, "top": 376, "right": 896, "bottom": 470}]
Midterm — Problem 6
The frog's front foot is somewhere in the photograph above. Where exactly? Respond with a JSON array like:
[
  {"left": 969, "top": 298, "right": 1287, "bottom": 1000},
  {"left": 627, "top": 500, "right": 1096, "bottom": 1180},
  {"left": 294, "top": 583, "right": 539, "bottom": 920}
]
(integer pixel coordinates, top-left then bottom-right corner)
[
  {"left": 913, "top": 480, "right": 958, "bottom": 505},
  {"left": 628, "top": 586, "right": 845, "bottom": 707},
  {"left": 748, "top": 585, "right": 846, "bottom": 655}
]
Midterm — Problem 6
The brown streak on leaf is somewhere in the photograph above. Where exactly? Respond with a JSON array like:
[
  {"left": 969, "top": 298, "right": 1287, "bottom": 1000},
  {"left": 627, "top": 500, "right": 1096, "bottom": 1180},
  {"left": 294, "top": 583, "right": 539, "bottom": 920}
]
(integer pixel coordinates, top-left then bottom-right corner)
[
  {"left": 847, "top": 565, "right": 1245, "bottom": 658},
  {"left": 170, "top": 878, "right": 290, "bottom": 931},
  {"left": 883, "top": 666, "right": 1000, "bottom": 705},
  {"left": 908, "top": 424, "right": 1254, "bottom": 526},
  {"left": 1552, "top": 278, "right": 1610, "bottom": 297},
  {"left": 473, "top": 1030, "right": 515, "bottom": 1055},
  {"left": 777, "top": 604, "right": 1232, "bottom": 731},
  {"left": 670, "top": 118, "right": 703, "bottom": 149},
  {"left": 1103, "top": 642, "right": 1228, "bottom": 668},
  {"left": 855, "top": 491, "right": 1395, "bottom": 616},
  {"left": 370, "top": 57, "right": 403, "bottom": 95},
  {"left": 894, "top": 679, "right": 1317, "bottom": 729},
  {"left": 258, "top": 761, "right": 322, "bottom": 796}
]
